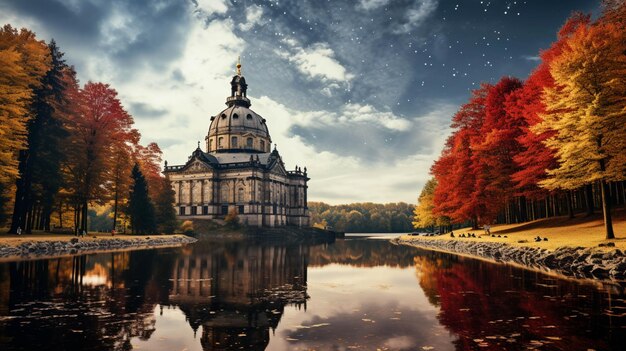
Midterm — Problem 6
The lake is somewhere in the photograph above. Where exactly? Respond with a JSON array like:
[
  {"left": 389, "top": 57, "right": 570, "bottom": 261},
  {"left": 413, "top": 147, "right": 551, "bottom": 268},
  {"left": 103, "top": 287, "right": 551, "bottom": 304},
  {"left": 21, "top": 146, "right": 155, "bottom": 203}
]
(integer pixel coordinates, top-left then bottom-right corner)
[{"left": 0, "top": 233, "right": 624, "bottom": 350}]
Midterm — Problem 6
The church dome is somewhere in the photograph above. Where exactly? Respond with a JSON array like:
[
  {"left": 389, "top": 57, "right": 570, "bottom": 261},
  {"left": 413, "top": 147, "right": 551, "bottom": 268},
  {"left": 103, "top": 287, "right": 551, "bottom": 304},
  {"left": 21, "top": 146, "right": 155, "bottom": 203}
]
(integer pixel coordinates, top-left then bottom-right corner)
[{"left": 206, "top": 60, "right": 272, "bottom": 153}]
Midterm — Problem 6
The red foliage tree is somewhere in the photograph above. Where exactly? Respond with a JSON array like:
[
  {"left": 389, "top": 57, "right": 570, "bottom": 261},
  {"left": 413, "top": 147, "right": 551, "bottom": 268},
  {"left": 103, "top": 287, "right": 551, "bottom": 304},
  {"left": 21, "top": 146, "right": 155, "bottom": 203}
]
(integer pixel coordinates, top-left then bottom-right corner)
[
  {"left": 63, "top": 82, "right": 135, "bottom": 234},
  {"left": 432, "top": 85, "right": 491, "bottom": 226},
  {"left": 508, "top": 13, "right": 591, "bottom": 200}
]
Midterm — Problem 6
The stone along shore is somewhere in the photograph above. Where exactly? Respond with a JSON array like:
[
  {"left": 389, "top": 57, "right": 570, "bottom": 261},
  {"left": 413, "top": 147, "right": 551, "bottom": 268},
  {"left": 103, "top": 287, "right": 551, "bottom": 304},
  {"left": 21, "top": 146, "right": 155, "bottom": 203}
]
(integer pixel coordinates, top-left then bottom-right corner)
[
  {"left": 0, "top": 235, "right": 197, "bottom": 261},
  {"left": 393, "top": 236, "right": 626, "bottom": 281}
]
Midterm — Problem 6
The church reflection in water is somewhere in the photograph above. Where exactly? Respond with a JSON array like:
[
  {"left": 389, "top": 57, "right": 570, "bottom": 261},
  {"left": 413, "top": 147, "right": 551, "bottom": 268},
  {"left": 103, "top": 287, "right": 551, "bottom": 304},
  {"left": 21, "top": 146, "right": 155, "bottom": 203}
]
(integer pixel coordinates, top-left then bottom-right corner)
[{"left": 169, "top": 241, "right": 310, "bottom": 350}]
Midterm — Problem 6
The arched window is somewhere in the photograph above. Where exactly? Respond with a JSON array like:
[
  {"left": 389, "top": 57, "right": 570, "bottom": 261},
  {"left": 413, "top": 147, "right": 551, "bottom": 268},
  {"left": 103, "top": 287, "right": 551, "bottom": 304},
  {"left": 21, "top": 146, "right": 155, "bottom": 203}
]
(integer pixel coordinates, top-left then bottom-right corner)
[
  {"left": 260, "top": 140, "right": 265, "bottom": 152},
  {"left": 237, "top": 188, "right": 245, "bottom": 203},
  {"left": 218, "top": 137, "right": 223, "bottom": 148},
  {"left": 231, "top": 136, "right": 238, "bottom": 147},
  {"left": 246, "top": 137, "right": 253, "bottom": 148}
]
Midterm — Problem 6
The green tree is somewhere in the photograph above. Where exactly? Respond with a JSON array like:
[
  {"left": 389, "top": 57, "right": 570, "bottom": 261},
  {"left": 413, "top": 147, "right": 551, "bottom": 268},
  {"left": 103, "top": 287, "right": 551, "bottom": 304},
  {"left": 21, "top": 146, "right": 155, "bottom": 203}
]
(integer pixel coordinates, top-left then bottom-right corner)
[
  {"left": 128, "top": 163, "right": 156, "bottom": 234},
  {"left": 154, "top": 177, "right": 178, "bottom": 234}
]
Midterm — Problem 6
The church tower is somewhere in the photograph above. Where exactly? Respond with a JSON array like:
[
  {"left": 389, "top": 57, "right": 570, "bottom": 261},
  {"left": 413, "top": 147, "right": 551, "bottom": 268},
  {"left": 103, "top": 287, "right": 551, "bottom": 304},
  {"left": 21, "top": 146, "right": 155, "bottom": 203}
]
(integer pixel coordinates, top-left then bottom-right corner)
[{"left": 164, "top": 60, "right": 310, "bottom": 228}]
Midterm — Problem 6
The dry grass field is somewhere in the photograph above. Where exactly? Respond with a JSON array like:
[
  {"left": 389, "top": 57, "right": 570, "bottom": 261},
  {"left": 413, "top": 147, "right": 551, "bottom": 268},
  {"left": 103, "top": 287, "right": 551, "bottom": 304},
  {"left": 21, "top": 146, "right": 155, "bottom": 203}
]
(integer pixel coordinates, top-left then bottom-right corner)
[{"left": 402, "top": 207, "right": 626, "bottom": 251}]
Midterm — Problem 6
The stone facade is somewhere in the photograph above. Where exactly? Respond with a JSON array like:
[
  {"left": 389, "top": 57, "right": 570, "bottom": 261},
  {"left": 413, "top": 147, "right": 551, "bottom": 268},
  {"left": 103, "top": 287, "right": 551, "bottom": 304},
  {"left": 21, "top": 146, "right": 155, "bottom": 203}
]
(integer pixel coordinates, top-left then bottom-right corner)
[{"left": 164, "top": 62, "right": 310, "bottom": 227}]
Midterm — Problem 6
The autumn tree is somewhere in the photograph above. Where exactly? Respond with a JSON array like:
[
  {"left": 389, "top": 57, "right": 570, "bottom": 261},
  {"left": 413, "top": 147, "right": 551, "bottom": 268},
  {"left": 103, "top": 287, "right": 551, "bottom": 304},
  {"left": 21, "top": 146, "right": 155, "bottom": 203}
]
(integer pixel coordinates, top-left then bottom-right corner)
[
  {"left": 536, "top": 19, "right": 626, "bottom": 239},
  {"left": 432, "top": 85, "right": 490, "bottom": 227},
  {"left": 63, "top": 82, "right": 135, "bottom": 234},
  {"left": 413, "top": 178, "right": 437, "bottom": 230},
  {"left": 128, "top": 163, "right": 156, "bottom": 234},
  {"left": 507, "top": 13, "right": 591, "bottom": 217},
  {"left": 472, "top": 77, "right": 523, "bottom": 223},
  {"left": 0, "top": 25, "right": 49, "bottom": 226}
]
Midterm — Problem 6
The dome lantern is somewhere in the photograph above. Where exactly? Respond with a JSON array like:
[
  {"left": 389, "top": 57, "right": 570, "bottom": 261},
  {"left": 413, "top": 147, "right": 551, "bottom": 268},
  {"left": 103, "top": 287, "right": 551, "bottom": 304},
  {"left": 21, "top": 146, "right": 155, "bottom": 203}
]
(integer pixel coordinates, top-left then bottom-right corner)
[{"left": 206, "top": 58, "right": 272, "bottom": 154}]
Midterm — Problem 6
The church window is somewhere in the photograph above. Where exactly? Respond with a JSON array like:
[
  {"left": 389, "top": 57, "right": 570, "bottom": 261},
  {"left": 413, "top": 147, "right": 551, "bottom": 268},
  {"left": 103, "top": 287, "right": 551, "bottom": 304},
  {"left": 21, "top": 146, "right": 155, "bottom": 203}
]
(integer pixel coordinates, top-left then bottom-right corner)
[
  {"left": 202, "top": 206, "right": 208, "bottom": 215},
  {"left": 191, "top": 206, "right": 197, "bottom": 215},
  {"left": 231, "top": 136, "right": 238, "bottom": 147},
  {"left": 209, "top": 139, "right": 213, "bottom": 150},
  {"left": 218, "top": 137, "right": 223, "bottom": 148},
  {"left": 246, "top": 114, "right": 252, "bottom": 119},
  {"left": 221, "top": 205, "right": 228, "bottom": 215},
  {"left": 233, "top": 113, "right": 239, "bottom": 119},
  {"left": 260, "top": 140, "right": 265, "bottom": 152},
  {"left": 246, "top": 137, "right": 253, "bottom": 148},
  {"left": 238, "top": 205, "right": 244, "bottom": 214},
  {"left": 237, "top": 187, "right": 245, "bottom": 202},
  {"left": 221, "top": 113, "right": 226, "bottom": 118},
  {"left": 179, "top": 207, "right": 185, "bottom": 215}
]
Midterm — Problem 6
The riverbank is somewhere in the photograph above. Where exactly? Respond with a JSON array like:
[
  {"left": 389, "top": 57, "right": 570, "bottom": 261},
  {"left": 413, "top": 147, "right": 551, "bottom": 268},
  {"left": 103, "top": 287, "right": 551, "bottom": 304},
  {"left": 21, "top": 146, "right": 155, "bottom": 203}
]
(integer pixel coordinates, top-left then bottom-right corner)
[
  {"left": 0, "top": 234, "right": 197, "bottom": 261},
  {"left": 394, "top": 234, "right": 626, "bottom": 281}
]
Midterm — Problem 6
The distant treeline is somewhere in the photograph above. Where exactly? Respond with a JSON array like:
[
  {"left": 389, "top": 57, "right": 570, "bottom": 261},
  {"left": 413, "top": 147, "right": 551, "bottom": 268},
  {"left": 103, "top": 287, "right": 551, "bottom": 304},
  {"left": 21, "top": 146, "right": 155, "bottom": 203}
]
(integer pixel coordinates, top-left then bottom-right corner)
[{"left": 309, "top": 202, "right": 414, "bottom": 233}]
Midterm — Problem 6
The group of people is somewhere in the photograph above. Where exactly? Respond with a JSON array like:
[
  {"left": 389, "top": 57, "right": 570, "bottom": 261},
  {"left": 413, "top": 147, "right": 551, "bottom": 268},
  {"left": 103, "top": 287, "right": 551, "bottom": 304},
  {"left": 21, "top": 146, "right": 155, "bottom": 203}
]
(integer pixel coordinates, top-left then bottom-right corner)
[{"left": 449, "top": 232, "right": 509, "bottom": 239}]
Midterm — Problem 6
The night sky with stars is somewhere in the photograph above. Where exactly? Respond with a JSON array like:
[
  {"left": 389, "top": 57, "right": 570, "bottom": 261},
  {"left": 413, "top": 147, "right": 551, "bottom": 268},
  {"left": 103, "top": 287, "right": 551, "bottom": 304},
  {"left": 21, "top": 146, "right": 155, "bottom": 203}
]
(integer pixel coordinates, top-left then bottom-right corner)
[{"left": 0, "top": 0, "right": 602, "bottom": 203}]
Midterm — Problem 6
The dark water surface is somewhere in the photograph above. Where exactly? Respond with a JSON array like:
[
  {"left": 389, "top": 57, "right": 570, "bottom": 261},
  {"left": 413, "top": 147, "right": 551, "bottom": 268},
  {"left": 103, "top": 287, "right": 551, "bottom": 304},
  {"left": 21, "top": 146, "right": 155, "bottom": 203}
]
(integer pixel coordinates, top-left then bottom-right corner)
[{"left": 0, "top": 234, "right": 624, "bottom": 350}]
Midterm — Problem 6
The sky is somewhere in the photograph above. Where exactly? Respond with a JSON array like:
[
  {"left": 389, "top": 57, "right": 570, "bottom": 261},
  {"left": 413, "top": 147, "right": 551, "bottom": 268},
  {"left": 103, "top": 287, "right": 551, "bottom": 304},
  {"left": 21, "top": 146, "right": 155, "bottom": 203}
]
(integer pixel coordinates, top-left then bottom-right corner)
[{"left": 1, "top": 0, "right": 601, "bottom": 204}]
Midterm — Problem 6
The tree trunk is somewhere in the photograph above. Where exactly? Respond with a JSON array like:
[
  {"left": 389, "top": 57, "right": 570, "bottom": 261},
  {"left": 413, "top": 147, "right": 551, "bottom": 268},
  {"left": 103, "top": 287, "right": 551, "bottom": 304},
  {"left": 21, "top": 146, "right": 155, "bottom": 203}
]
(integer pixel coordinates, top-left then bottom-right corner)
[
  {"left": 81, "top": 199, "right": 88, "bottom": 235},
  {"left": 566, "top": 191, "right": 574, "bottom": 219},
  {"left": 600, "top": 180, "right": 615, "bottom": 240},
  {"left": 585, "top": 184, "right": 595, "bottom": 216},
  {"left": 112, "top": 187, "right": 119, "bottom": 232},
  {"left": 519, "top": 196, "right": 527, "bottom": 223}
]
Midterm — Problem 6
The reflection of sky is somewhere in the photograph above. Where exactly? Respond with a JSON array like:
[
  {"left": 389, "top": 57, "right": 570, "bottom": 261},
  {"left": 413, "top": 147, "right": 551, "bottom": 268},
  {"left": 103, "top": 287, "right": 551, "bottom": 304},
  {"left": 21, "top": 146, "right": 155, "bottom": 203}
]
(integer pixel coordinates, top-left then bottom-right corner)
[
  {"left": 132, "top": 305, "right": 202, "bottom": 351},
  {"left": 267, "top": 265, "right": 455, "bottom": 350}
]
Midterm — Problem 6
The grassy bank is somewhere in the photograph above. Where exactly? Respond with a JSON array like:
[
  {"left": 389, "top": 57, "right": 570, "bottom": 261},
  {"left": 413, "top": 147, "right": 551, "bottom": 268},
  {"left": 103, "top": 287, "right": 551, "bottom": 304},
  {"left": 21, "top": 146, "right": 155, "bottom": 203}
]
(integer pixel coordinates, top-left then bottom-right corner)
[{"left": 404, "top": 207, "right": 626, "bottom": 251}]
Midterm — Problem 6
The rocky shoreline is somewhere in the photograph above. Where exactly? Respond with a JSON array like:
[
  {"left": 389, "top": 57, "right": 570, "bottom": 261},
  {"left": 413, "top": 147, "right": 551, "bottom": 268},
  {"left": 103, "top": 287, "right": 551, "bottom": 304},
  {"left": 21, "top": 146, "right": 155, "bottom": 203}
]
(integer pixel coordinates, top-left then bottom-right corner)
[
  {"left": 393, "top": 236, "right": 626, "bottom": 281},
  {"left": 0, "top": 235, "right": 197, "bottom": 261}
]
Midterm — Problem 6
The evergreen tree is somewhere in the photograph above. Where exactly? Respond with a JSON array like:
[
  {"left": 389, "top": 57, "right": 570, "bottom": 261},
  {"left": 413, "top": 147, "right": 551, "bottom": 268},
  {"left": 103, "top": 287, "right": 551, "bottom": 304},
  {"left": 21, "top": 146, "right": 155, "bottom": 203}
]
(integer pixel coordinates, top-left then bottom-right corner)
[
  {"left": 154, "top": 177, "right": 177, "bottom": 234},
  {"left": 10, "top": 40, "right": 71, "bottom": 233},
  {"left": 128, "top": 164, "right": 156, "bottom": 234}
]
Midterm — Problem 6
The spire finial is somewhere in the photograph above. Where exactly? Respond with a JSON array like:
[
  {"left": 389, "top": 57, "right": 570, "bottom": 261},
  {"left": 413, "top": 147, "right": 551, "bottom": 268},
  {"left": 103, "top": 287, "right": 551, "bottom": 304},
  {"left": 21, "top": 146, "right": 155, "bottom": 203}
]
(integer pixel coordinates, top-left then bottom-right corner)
[
  {"left": 236, "top": 56, "right": 242, "bottom": 76},
  {"left": 197, "top": 141, "right": 200, "bottom": 149}
]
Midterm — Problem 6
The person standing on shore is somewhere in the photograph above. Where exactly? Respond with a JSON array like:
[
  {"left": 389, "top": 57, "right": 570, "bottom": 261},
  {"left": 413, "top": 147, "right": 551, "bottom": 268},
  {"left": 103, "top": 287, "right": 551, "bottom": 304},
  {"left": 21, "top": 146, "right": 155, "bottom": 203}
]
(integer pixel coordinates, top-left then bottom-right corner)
[{"left": 16, "top": 227, "right": 21, "bottom": 236}]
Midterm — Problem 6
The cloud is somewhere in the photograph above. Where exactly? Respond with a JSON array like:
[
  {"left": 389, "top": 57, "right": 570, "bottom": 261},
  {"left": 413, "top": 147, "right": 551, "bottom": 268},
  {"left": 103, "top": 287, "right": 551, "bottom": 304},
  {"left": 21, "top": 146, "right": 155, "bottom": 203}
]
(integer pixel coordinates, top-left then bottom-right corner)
[
  {"left": 394, "top": 0, "right": 438, "bottom": 34},
  {"left": 357, "top": 0, "right": 391, "bottom": 11},
  {"left": 193, "top": 0, "right": 228, "bottom": 15},
  {"left": 251, "top": 96, "right": 452, "bottom": 203},
  {"left": 522, "top": 55, "right": 541, "bottom": 62},
  {"left": 278, "top": 41, "right": 353, "bottom": 83},
  {"left": 129, "top": 102, "right": 168, "bottom": 120},
  {"left": 238, "top": 5, "right": 264, "bottom": 31}
]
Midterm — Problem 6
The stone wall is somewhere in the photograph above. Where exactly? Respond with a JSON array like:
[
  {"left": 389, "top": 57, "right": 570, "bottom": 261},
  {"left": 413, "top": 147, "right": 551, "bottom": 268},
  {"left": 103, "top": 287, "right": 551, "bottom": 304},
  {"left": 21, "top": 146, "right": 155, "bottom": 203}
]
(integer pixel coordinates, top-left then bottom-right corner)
[
  {"left": 394, "top": 236, "right": 626, "bottom": 281},
  {"left": 0, "top": 235, "right": 197, "bottom": 261}
]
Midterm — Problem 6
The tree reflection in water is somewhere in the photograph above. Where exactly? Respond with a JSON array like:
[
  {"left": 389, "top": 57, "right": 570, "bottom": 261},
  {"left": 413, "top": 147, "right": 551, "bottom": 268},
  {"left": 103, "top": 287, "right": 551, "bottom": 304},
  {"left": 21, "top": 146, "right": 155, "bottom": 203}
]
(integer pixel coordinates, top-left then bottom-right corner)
[{"left": 0, "top": 236, "right": 624, "bottom": 350}]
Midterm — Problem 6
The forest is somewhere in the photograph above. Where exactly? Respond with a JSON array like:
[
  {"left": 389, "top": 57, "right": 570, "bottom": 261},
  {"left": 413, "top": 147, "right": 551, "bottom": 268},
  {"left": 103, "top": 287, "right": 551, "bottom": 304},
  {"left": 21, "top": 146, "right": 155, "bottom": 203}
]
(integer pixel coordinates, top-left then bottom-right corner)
[
  {"left": 309, "top": 202, "right": 415, "bottom": 233},
  {"left": 413, "top": 3, "right": 626, "bottom": 239},
  {"left": 0, "top": 25, "right": 176, "bottom": 235}
]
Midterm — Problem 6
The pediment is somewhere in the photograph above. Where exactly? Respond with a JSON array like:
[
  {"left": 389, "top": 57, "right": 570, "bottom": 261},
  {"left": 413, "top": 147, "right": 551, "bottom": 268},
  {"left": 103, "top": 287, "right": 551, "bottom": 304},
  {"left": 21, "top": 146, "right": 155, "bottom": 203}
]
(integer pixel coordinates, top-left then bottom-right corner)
[
  {"left": 182, "top": 159, "right": 212, "bottom": 174},
  {"left": 269, "top": 160, "right": 288, "bottom": 176}
]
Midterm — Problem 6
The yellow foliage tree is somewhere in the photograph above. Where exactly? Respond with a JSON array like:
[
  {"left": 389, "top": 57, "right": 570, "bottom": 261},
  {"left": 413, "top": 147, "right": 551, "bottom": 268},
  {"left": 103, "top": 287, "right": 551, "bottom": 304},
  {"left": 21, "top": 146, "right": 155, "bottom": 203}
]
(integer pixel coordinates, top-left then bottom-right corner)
[
  {"left": 536, "top": 20, "right": 626, "bottom": 239},
  {"left": 413, "top": 178, "right": 437, "bottom": 229},
  {"left": 0, "top": 25, "right": 50, "bottom": 184}
]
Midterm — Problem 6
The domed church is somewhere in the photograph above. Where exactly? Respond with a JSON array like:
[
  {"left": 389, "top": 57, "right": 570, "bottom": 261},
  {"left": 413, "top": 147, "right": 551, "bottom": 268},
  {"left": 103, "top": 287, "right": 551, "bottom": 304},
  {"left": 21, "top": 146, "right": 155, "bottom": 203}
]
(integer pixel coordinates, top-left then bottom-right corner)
[{"left": 164, "top": 60, "right": 310, "bottom": 227}]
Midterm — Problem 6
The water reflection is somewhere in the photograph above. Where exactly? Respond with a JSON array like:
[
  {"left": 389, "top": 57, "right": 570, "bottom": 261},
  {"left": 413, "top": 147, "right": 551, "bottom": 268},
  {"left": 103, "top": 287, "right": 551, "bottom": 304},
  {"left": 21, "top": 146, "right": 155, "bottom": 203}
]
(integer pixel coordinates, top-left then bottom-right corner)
[
  {"left": 169, "top": 241, "right": 309, "bottom": 350},
  {"left": 0, "top": 236, "right": 624, "bottom": 350}
]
